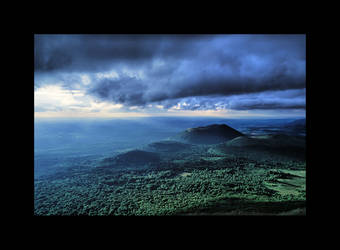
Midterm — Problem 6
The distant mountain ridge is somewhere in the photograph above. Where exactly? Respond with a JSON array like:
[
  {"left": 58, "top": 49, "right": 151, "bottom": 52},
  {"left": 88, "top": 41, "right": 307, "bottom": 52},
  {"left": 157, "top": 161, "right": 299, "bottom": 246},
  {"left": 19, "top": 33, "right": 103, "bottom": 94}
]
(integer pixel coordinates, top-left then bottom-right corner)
[
  {"left": 284, "top": 118, "right": 306, "bottom": 128},
  {"left": 100, "top": 123, "right": 306, "bottom": 167}
]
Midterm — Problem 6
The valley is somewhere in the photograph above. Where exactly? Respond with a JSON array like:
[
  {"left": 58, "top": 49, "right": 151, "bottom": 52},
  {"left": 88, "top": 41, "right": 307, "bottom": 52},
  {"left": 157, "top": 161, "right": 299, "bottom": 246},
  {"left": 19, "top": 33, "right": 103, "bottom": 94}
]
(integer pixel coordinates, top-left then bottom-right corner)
[{"left": 34, "top": 118, "right": 306, "bottom": 216}]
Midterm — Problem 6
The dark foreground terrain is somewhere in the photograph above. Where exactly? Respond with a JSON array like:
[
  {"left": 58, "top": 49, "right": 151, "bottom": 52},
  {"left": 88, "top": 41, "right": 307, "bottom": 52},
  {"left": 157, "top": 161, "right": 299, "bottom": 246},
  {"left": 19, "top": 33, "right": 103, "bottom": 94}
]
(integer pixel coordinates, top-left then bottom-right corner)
[{"left": 34, "top": 118, "right": 306, "bottom": 216}]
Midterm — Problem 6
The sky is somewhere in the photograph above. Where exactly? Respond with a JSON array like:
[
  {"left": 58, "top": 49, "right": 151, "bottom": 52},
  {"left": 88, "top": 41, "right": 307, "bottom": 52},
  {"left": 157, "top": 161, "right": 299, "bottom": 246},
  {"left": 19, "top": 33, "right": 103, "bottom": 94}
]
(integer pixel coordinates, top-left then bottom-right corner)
[{"left": 34, "top": 34, "right": 306, "bottom": 118}]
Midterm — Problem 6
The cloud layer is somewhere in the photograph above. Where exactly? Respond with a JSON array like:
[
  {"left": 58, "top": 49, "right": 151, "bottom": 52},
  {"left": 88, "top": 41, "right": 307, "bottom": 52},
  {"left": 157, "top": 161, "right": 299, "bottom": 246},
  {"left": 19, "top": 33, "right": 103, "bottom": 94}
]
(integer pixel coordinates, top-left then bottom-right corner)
[{"left": 34, "top": 34, "right": 306, "bottom": 115}]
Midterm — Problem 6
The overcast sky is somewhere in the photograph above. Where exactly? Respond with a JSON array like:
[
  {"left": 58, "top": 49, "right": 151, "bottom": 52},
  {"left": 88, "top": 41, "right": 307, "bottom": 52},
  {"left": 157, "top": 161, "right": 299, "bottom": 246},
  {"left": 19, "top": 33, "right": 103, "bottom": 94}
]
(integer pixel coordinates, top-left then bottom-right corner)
[{"left": 34, "top": 34, "right": 306, "bottom": 118}]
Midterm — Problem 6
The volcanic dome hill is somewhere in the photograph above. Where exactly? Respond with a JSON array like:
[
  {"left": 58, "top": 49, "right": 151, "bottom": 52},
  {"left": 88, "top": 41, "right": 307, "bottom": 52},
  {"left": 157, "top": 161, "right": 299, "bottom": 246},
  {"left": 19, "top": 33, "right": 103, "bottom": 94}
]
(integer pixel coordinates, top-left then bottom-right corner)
[{"left": 174, "top": 124, "right": 244, "bottom": 144}]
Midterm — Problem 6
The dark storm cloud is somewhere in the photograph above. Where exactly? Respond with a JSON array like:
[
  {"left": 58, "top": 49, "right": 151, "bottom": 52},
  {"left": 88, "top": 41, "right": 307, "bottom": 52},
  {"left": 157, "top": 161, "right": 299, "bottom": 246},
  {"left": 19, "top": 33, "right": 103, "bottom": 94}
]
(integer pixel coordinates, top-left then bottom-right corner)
[
  {"left": 226, "top": 96, "right": 306, "bottom": 110},
  {"left": 34, "top": 34, "right": 211, "bottom": 72},
  {"left": 88, "top": 76, "right": 148, "bottom": 106},
  {"left": 156, "top": 89, "right": 306, "bottom": 111},
  {"left": 35, "top": 34, "right": 306, "bottom": 111}
]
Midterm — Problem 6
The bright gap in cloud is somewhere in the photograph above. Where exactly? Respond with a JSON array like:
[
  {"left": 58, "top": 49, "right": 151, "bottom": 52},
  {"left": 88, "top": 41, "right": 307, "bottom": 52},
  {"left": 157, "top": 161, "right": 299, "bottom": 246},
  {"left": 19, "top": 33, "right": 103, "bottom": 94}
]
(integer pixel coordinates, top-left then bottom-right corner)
[
  {"left": 34, "top": 84, "right": 305, "bottom": 118},
  {"left": 34, "top": 84, "right": 125, "bottom": 117}
]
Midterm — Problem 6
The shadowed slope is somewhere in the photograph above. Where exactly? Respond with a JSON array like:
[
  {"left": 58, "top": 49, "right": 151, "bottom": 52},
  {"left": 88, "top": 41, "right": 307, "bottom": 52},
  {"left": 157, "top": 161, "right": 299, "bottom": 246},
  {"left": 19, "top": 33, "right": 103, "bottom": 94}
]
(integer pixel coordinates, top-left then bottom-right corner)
[
  {"left": 102, "top": 150, "right": 160, "bottom": 166},
  {"left": 144, "top": 140, "right": 193, "bottom": 152},
  {"left": 214, "top": 134, "right": 306, "bottom": 161}
]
